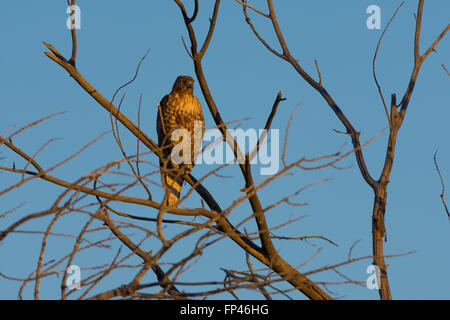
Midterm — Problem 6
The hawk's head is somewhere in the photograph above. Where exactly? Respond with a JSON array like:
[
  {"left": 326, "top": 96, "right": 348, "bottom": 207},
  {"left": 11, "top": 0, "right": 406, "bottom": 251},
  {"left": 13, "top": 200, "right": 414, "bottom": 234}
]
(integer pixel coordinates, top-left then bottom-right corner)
[{"left": 172, "top": 75, "right": 195, "bottom": 94}]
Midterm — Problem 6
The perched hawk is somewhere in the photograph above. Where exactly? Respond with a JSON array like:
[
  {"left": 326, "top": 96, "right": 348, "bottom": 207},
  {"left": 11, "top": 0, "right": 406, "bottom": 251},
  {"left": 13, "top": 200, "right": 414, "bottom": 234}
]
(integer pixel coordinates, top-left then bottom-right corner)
[{"left": 157, "top": 75, "right": 205, "bottom": 207}]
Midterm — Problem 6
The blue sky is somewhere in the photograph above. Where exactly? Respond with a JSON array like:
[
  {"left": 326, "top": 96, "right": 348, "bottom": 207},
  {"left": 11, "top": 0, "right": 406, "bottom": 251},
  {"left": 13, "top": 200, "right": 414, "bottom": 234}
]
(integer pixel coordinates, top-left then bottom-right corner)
[{"left": 0, "top": 1, "right": 449, "bottom": 299}]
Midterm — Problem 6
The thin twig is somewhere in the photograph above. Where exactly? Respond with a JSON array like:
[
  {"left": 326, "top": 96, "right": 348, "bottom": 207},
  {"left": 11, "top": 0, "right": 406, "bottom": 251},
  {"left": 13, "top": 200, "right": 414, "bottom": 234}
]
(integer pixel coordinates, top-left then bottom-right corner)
[
  {"left": 67, "top": 0, "right": 77, "bottom": 66},
  {"left": 442, "top": 64, "right": 450, "bottom": 77},
  {"left": 314, "top": 59, "right": 322, "bottom": 85},
  {"left": 433, "top": 150, "right": 450, "bottom": 218}
]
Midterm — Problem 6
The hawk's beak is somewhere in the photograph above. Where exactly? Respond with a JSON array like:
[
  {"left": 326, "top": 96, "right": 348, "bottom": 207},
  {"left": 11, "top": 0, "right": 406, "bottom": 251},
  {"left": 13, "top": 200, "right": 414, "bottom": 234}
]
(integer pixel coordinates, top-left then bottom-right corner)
[{"left": 186, "top": 83, "right": 194, "bottom": 89}]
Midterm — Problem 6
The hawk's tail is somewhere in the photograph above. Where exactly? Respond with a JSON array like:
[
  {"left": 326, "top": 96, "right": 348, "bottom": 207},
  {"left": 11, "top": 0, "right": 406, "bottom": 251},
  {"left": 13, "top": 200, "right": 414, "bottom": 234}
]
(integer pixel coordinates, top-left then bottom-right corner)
[{"left": 161, "top": 166, "right": 184, "bottom": 207}]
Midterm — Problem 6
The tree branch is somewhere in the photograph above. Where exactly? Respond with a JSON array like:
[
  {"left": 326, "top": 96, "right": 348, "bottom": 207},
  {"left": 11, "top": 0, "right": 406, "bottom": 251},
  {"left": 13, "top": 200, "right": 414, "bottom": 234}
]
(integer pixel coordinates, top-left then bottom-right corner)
[{"left": 433, "top": 150, "right": 450, "bottom": 219}]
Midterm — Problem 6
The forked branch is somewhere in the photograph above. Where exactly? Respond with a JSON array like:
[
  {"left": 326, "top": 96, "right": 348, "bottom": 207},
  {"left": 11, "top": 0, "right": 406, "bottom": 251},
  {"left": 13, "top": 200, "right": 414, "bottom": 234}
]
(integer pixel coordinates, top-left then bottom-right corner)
[{"left": 238, "top": 0, "right": 449, "bottom": 300}]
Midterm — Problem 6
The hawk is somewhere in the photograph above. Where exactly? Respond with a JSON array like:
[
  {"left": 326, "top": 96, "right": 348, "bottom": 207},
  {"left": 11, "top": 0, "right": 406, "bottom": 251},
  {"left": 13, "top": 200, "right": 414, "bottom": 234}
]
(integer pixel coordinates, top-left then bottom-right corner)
[{"left": 157, "top": 75, "right": 205, "bottom": 207}]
